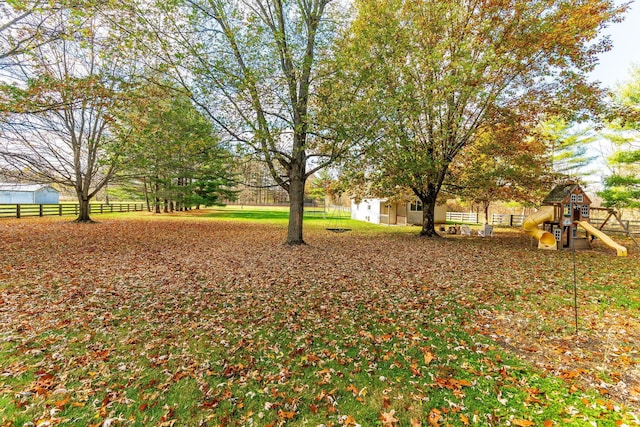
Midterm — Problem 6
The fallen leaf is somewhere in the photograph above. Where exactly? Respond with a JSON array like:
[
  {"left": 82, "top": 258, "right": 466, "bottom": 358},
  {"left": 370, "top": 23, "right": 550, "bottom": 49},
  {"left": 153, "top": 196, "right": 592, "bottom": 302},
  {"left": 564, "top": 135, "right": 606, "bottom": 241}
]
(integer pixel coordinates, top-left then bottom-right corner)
[
  {"left": 423, "top": 350, "right": 435, "bottom": 365},
  {"left": 381, "top": 409, "right": 399, "bottom": 426},
  {"left": 54, "top": 396, "right": 70, "bottom": 409},
  {"left": 427, "top": 408, "right": 442, "bottom": 426}
]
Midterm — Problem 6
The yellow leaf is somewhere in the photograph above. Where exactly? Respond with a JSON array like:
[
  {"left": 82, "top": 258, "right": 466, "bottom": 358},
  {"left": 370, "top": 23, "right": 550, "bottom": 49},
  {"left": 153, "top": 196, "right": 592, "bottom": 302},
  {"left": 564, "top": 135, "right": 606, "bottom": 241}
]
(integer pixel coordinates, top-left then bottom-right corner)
[
  {"left": 423, "top": 350, "right": 435, "bottom": 365},
  {"left": 344, "top": 415, "right": 358, "bottom": 426}
]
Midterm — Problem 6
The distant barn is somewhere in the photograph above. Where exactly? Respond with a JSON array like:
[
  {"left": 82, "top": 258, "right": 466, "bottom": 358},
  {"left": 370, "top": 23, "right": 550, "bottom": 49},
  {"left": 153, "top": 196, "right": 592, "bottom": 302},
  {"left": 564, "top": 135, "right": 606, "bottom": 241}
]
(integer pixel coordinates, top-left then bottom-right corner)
[{"left": 0, "top": 183, "right": 60, "bottom": 204}]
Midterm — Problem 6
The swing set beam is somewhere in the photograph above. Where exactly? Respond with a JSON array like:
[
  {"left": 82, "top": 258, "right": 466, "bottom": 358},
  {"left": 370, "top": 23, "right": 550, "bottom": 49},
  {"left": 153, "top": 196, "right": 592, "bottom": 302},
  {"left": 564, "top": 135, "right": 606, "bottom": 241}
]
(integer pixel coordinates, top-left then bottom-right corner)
[{"left": 591, "top": 207, "right": 640, "bottom": 248}]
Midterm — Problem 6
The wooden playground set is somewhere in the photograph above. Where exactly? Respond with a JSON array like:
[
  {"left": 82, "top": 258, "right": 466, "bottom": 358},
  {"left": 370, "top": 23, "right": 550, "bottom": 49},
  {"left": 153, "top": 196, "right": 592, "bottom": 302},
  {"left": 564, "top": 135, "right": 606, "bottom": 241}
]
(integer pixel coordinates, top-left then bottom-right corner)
[{"left": 523, "top": 184, "right": 637, "bottom": 257}]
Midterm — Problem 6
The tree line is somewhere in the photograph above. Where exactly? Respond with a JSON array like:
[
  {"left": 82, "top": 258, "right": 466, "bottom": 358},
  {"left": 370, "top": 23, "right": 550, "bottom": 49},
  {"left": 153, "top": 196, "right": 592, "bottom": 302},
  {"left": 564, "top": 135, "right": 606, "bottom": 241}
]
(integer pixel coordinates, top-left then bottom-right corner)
[{"left": 0, "top": 0, "right": 637, "bottom": 244}]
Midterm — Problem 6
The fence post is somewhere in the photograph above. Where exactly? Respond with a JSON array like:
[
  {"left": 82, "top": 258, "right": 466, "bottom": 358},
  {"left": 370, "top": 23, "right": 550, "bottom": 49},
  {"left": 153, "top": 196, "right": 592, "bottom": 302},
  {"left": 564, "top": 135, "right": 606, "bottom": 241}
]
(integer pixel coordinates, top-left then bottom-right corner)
[
  {"left": 510, "top": 215, "right": 514, "bottom": 227},
  {"left": 100, "top": 204, "right": 104, "bottom": 214},
  {"left": 16, "top": 204, "right": 20, "bottom": 219},
  {"left": 39, "top": 204, "right": 43, "bottom": 217},
  {"left": 59, "top": 204, "right": 62, "bottom": 216}
]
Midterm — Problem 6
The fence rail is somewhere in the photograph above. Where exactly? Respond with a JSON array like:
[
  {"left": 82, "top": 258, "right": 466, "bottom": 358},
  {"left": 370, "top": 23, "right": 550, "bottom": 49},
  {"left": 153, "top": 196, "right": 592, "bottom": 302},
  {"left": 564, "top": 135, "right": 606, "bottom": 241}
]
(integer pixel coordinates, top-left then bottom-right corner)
[
  {"left": 0, "top": 203, "right": 145, "bottom": 219},
  {"left": 590, "top": 218, "right": 640, "bottom": 235},
  {"left": 446, "top": 212, "right": 479, "bottom": 223},
  {"left": 491, "top": 214, "right": 526, "bottom": 227}
]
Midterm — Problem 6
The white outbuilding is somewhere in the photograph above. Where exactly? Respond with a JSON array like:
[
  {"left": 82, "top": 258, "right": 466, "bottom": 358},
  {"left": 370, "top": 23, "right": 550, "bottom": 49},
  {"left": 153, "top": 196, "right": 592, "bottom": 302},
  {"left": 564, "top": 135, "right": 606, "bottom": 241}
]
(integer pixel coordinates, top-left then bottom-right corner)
[
  {"left": 0, "top": 183, "right": 60, "bottom": 204},
  {"left": 351, "top": 198, "right": 447, "bottom": 226}
]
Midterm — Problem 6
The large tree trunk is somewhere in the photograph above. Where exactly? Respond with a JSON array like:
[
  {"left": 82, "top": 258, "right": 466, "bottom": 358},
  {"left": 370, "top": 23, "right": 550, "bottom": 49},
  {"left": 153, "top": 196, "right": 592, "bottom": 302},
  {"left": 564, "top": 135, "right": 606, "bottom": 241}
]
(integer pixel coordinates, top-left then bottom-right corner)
[
  {"left": 483, "top": 200, "right": 490, "bottom": 225},
  {"left": 417, "top": 183, "right": 441, "bottom": 237},
  {"left": 286, "top": 174, "right": 306, "bottom": 245},
  {"left": 75, "top": 192, "right": 93, "bottom": 223}
]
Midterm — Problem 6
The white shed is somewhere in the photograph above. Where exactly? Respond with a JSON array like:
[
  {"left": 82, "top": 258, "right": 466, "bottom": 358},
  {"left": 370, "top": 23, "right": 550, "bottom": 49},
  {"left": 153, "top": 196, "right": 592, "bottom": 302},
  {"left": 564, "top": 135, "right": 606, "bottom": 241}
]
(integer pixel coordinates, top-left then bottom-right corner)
[
  {"left": 351, "top": 198, "right": 384, "bottom": 224},
  {"left": 0, "top": 183, "right": 60, "bottom": 204},
  {"left": 351, "top": 198, "right": 446, "bottom": 226}
]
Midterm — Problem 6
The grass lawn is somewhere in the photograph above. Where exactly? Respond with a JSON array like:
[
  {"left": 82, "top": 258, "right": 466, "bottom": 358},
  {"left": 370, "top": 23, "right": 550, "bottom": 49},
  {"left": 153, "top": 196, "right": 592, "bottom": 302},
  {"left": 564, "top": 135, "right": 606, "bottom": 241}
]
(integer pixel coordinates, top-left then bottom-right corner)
[{"left": 0, "top": 207, "right": 639, "bottom": 426}]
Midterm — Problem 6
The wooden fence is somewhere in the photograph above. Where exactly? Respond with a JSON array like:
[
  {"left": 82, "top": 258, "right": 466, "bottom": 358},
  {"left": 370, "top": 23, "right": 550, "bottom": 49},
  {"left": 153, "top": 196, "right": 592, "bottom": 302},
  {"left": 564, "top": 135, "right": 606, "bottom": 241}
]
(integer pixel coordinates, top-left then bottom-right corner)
[
  {"left": 445, "top": 212, "right": 479, "bottom": 223},
  {"left": 491, "top": 214, "right": 526, "bottom": 227},
  {"left": 0, "top": 203, "right": 145, "bottom": 219},
  {"left": 590, "top": 218, "right": 640, "bottom": 236}
]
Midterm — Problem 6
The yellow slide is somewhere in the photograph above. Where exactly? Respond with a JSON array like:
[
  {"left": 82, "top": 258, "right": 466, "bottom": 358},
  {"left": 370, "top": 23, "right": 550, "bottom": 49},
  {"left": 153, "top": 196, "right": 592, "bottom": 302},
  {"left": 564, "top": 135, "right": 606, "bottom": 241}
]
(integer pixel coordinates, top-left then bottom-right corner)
[
  {"left": 522, "top": 206, "right": 557, "bottom": 249},
  {"left": 576, "top": 221, "right": 628, "bottom": 257}
]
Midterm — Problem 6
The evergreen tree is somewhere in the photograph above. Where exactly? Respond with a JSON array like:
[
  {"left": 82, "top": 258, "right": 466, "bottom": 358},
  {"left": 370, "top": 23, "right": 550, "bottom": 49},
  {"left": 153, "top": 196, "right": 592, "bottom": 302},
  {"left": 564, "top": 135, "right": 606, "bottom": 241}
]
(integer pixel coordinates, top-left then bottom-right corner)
[{"left": 599, "top": 66, "right": 640, "bottom": 208}]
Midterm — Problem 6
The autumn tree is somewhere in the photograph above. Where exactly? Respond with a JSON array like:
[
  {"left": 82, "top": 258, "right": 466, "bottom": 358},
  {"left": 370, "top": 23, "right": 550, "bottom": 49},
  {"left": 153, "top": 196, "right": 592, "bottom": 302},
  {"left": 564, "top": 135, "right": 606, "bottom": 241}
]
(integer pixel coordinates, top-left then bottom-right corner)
[
  {"left": 599, "top": 66, "right": 640, "bottom": 208},
  {"left": 341, "top": 0, "right": 626, "bottom": 236},
  {"left": 134, "top": 0, "right": 363, "bottom": 245},
  {"left": 0, "top": 9, "right": 136, "bottom": 222},
  {"left": 448, "top": 122, "right": 553, "bottom": 223}
]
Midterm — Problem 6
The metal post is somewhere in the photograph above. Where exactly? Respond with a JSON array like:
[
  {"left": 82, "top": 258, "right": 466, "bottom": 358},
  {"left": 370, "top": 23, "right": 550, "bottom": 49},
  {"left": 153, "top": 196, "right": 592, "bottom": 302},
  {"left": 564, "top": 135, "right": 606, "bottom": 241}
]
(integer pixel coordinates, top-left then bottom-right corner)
[{"left": 571, "top": 200, "right": 578, "bottom": 336}]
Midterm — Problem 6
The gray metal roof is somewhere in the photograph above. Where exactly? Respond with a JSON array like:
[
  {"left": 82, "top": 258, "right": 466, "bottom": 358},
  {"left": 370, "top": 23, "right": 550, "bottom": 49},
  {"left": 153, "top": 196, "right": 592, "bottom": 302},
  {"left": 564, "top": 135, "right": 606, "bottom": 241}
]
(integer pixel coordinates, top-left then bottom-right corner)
[{"left": 0, "top": 183, "right": 56, "bottom": 192}]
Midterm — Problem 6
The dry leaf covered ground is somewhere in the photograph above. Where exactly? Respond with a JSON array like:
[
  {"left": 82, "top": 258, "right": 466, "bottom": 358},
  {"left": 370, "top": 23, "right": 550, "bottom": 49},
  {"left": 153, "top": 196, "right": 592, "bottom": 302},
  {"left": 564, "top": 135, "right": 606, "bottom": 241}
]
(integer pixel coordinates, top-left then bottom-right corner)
[{"left": 0, "top": 210, "right": 639, "bottom": 426}]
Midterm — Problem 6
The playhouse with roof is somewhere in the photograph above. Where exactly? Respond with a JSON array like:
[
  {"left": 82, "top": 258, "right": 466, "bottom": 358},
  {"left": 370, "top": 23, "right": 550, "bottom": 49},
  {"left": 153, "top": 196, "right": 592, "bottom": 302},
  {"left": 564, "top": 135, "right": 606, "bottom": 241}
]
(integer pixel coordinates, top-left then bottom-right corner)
[{"left": 523, "top": 184, "right": 628, "bottom": 256}]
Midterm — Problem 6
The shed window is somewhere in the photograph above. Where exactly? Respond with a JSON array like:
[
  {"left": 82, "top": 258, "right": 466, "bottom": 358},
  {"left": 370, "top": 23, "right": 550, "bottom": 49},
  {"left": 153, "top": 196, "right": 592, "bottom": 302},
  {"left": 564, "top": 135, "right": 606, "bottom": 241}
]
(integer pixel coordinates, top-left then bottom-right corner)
[
  {"left": 581, "top": 205, "right": 589, "bottom": 217},
  {"left": 571, "top": 194, "right": 577, "bottom": 202},
  {"left": 577, "top": 194, "right": 583, "bottom": 203},
  {"left": 410, "top": 201, "right": 423, "bottom": 212}
]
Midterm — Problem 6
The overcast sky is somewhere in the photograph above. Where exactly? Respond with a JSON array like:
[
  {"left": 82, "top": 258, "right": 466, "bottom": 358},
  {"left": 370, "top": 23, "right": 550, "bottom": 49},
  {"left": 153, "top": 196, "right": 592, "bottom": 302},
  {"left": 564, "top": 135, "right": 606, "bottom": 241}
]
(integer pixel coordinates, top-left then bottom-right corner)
[{"left": 590, "top": 1, "right": 640, "bottom": 89}]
